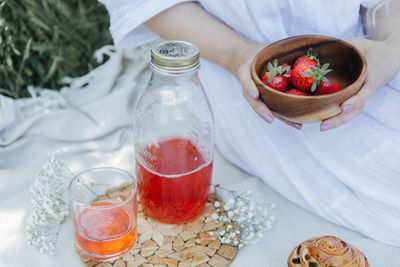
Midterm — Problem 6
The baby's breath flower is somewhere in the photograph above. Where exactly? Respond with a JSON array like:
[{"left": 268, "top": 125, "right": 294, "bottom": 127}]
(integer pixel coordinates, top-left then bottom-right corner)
[
  {"left": 26, "top": 157, "right": 73, "bottom": 255},
  {"left": 212, "top": 186, "right": 275, "bottom": 249}
]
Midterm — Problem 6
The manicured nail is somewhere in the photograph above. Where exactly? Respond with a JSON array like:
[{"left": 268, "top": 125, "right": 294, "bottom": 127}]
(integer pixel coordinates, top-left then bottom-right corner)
[
  {"left": 321, "top": 123, "right": 333, "bottom": 131},
  {"left": 343, "top": 104, "right": 353, "bottom": 113},
  {"left": 247, "top": 89, "right": 257, "bottom": 99},
  {"left": 290, "top": 122, "right": 302, "bottom": 130},
  {"left": 262, "top": 113, "right": 274, "bottom": 123}
]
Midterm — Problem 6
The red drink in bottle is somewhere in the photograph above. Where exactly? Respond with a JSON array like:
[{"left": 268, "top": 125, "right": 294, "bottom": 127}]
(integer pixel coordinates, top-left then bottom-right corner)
[
  {"left": 136, "top": 137, "right": 212, "bottom": 224},
  {"left": 134, "top": 41, "right": 215, "bottom": 224}
]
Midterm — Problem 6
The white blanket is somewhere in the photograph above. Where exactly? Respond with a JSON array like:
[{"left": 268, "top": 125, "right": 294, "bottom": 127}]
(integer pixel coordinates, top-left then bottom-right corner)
[{"left": 1, "top": 43, "right": 400, "bottom": 266}]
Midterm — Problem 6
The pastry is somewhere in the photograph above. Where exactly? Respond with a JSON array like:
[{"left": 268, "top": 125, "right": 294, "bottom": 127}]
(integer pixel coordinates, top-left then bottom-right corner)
[{"left": 288, "top": 235, "right": 369, "bottom": 267}]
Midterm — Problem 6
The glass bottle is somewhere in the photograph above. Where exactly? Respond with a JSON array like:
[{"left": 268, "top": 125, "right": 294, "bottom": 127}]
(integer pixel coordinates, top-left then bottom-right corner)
[{"left": 134, "top": 40, "right": 214, "bottom": 224}]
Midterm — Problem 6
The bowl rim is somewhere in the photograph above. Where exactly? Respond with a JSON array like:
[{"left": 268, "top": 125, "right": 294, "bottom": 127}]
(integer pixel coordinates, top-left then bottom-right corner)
[{"left": 251, "top": 35, "right": 367, "bottom": 99}]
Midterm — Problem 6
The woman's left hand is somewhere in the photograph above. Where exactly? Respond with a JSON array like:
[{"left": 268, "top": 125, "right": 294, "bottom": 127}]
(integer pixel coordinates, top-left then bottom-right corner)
[{"left": 320, "top": 37, "right": 400, "bottom": 131}]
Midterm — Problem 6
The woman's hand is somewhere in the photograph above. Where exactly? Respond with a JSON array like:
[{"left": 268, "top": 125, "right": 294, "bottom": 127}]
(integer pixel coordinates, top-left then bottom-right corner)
[
  {"left": 320, "top": 37, "right": 400, "bottom": 131},
  {"left": 236, "top": 43, "right": 303, "bottom": 130}
]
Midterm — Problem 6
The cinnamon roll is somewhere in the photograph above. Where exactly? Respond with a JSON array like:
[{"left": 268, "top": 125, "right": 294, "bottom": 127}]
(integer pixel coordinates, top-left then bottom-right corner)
[{"left": 288, "top": 236, "right": 369, "bottom": 267}]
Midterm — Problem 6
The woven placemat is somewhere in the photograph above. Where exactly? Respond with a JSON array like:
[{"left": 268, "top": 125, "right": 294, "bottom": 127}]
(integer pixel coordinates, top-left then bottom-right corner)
[{"left": 79, "top": 184, "right": 239, "bottom": 267}]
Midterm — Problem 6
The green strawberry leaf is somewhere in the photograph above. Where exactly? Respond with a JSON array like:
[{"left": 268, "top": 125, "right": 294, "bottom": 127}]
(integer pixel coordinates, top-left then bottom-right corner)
[
  {"left": 273, "top": 59, "right": 278, "bottom": 68},
  {"left": 268, "top": 76, "right": 274, "bottom": 84},
  {"left": 321, "top": 63, "right": 330, "bottom": 70},
  {"left": 266, "top": 59, "right": 289, "bottom": 77},
  {"left": 268, "top": 61, "right": 274, "bottom": 72},
  {"left": 303, "top": 71, "right": 313, "bottom": 77},
  {"left": 307, "top": 47, "right": 319, "bottom": 63},
  {"left": 311, "top": 81, "right": 317, "bottom": 92}
]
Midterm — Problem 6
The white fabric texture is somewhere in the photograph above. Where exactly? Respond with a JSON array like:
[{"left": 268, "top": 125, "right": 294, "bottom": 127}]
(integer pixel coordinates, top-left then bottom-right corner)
[
  {"left": 0, "top": 45, "right": 151, "bottom": 266},
  {"left": 100, "top": 0, "right": 400, "bottom": 247},
  {"left": 227, "top": 178, "right": 400, "bottom": 267},
  {"left": 1, "top": 43, "right": 399, "bottom": 266},
  {"left": 99, "top": 0, "right": 193, "bottom": 48}
]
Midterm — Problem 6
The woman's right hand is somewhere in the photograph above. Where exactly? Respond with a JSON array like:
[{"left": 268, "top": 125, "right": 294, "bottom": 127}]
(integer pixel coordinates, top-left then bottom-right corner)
[{"left": 236, "top": 43, "right": 303, "bottom": 130}]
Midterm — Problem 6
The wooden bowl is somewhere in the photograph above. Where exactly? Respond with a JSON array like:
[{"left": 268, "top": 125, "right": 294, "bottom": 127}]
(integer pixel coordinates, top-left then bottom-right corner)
[{"left": 251, "top": 35, "right": 367, "bottom": 123}]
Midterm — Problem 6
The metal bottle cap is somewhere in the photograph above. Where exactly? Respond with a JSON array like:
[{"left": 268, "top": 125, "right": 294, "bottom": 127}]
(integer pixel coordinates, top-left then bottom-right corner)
[{"left": 151, "top": 40, "right": 200, "bottom": 71}]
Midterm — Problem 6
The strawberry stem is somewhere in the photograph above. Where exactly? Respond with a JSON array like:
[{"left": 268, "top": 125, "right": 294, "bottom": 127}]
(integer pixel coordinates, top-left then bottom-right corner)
[
  {"left": 265, "top": 59, "right": 291, "bottom": 80},
  {"left": 303, "top": 63, "right": 332, "bottom": 92}
]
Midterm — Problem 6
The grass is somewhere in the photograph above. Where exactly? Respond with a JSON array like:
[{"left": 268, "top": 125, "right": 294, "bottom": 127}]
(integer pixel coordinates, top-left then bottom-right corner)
[{"left": 0, "top": 0, "right": 113, "bottom": 99}]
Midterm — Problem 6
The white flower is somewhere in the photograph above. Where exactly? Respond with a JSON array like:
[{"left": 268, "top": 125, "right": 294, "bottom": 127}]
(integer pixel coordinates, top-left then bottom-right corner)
[
  {"left": 248, "top": 232, "right": 254, "bottom": 239},
  {"left": 211, "top": 213, "right": 219, "bottom": 220},
  {"left": 248, "top": 203, "right": 255, "bottom": 210},
  {"left": 214, "top": 201, "right": 220, "bottom": 208},
  {"left": 26, "top": 157, "right": 73, "bottom": 255},
  {"left": 212, "top": 187, "right": 275, "bottom": 250}
]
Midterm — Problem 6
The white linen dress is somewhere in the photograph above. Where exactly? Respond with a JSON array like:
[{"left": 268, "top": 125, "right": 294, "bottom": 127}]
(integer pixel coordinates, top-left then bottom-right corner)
[{"left": 99, "top": 0, "right": 400, "bottom": 247}]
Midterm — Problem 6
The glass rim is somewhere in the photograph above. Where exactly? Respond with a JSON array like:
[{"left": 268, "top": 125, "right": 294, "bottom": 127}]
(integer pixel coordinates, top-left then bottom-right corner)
[{"left": 68, "top": 167, "right": 137, "bottom": 208}]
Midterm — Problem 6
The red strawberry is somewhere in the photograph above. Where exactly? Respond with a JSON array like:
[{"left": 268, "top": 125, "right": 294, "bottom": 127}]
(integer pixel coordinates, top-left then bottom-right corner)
[
  {"left": 262, "top": 75, "right": 289, "bottom": 92},
  {"left": 293, "top": 48, "right": 319, "bottom": 69},
  {"left": 282, "top": 63, "right": 292, "bottom": 78},
  {"left": 314, "top": 81, "right": 342, "bottom": 95},
  {"left": 262, "top": 59, "right": 291, "bottom": 92},
  {"left": 291, "top": 63, "right": 332, "bottom": 92},
  {"left": 286, "top": 89, "right": 308, "bottom": 96}
]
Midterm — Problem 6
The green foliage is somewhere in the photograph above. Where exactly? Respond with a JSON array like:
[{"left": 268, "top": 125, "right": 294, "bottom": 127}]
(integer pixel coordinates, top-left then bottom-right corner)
[{"left": 0, "top": 0, "right": 113, "bottom": 99}]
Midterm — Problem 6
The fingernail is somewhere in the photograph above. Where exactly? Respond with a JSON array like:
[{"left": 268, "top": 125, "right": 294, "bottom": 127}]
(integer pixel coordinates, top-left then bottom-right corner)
[
  {"left": 343, "top": 104, "right": 353, "bottom": 113},
  {"left": 247, "top": 89, "right": 257, "bottom": 99},
  {"left": 321, "top": 123, "right": 333, "bottom": 131},
  {"left": 262, "top": 113, "right": 274, "bottom": 123},
  {"left": 290, "top": 122, "right": 302, "bottom": 130}
]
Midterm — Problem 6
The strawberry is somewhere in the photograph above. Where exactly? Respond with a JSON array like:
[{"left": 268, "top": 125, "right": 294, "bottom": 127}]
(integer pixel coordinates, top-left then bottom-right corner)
[
  {"left": 291, "top": 63, "right": 332, "bottom": 92},
  {"left": 285, "top": 89, "right": 308, "bottom": 96},
  {"left": 293, "top": 48, "right": 319, "bottom": 69},
  {"left": 262, "top": 75, "right": 289, "bottom": 92},
  {"left": 262, "top": 59, "right": 291, "bottom": 92},
  {"left": 314, "top": 81, "right": 342, "bottom": 95},
  {"left": 282, "top": 63, "right": 292, "bottom": 78}
]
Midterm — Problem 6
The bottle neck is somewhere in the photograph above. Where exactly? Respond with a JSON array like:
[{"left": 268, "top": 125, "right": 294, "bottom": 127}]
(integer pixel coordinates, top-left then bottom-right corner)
[{"left": 151, "top": 64, "right": 200, "bottom": 80}]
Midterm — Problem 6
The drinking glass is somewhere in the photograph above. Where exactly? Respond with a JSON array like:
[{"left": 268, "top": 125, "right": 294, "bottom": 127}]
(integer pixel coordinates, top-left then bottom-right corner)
[{"left": 68, "top": 167, "right": 137, "bottom": 261}]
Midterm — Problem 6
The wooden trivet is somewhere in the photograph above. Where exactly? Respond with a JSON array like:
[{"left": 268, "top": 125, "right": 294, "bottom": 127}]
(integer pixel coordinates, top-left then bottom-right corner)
[{"left": 80, "top": 184, "right": 239, "bottom": 267}]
